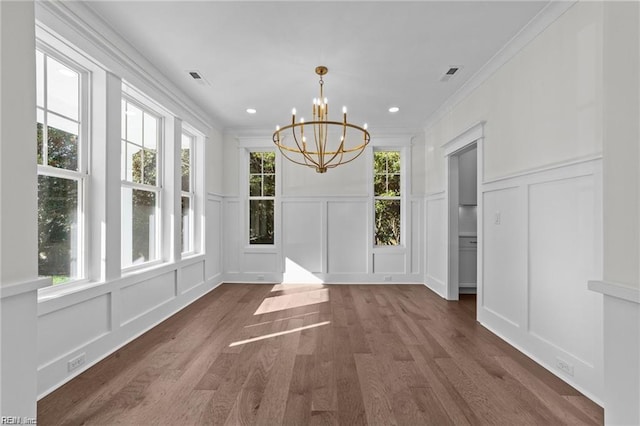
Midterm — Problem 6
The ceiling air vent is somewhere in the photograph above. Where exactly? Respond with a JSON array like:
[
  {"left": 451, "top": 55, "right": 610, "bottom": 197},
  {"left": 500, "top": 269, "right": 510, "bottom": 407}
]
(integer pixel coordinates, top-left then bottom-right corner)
[
  {"left": 440, "top": 66, "right": 461, "bottom": 82},
  {"left": 187, "top": 70, "right": 211, "bottom": 86}
]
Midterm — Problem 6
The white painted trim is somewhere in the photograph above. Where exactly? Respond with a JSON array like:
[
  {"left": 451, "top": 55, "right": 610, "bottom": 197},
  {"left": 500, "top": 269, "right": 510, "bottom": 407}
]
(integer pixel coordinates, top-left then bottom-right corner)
[
  {"left": 444, "top": 123, "right": 484, "bottom": 301},
  {"left": 423, "top": 1, "right": 576, "bottom": 130},
  {"left": 37, "top": 277, "right": 224, "bottom": 400},
  {"left": 589, "top": 280, "right": 640, "bottom": 304},
  {"left": 0, "top": 277, "right": 51, "bottom": 300},
  {"left": 223, "top": 274, "right": 423, "bottom": 285},
  {"left": 479, "top": 319, "right": 603, "bottom": 407},
  {"left": 237, "top": 136, "right": 272, "bottom": 148},
  {"left": 441, "top": 121, "right": 485, "bottom": 155},
  {"left": 424, "top": 275, "right": 447, "bottom": 298},
  {"left": 37, "top": 255, "right": 205, "bottom": 313},
  {"left": 35, "top": 1, "right": 217, "bottom": 134},
  {"left": 281, "top": 195, "right": 369, "bottom": 201},
  {"left": 425, "top": 191, "right": 445, "bottom": 201},
  {"left": 477, "top": 156, "right": 603, "bottom": 401},
  {"left": 483, "top": 154, "right": 603, "bottom": 186}
]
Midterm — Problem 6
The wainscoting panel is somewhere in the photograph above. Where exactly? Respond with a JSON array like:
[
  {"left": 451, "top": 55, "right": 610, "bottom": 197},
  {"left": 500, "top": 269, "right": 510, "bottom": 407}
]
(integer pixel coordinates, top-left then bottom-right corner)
[
  {"left": 282, "top": 201, "right": 323, "bottom": 274},
  {"left": 242, "top": 252, "right": 279, "bottom": 274},
  {"left": 120, "top": 272, "right": 176, "bottom": 326},
  {"left": 373, "top": 252, "right": 405, "bottom": 274},
  {"left": 206, "top": 196, "right": 223, "bottom": 280},
  {"left": 327, "top": 201, "right": 368, "bottom": 274},
  {"left": 529, "top": 175, "right": 601, "bottom": 366},
  {"left": 411, "top": 200, "right": 423, "bottom": 274},
  {"left": 181, "top": 261, "right": 205, "bottom": 294},
  {"left": 482, "top": 186, "right": 525, "bottom": 329},
  {"left": 425, "top": 194, "right": 446, "bottom": 296},
  {"left": 37, "top": 294, "right": 111, "bottom": 368},
  {"left": 478, "top": 158, "right": 603, "bottom": 402},
  {"left": 223, "top": 199, "right": 241, "bottom": 273}
]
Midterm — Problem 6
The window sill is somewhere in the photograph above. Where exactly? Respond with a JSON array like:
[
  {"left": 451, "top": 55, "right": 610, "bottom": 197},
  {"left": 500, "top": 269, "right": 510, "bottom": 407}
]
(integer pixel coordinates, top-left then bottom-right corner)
[
  {"left": 38, "top": 256, "right": 207, "bottom": 305},
  {"left": 38, "top": 278, "right": 106, "bottom": 303},
  {"left": 121, "top": 259, "right": 166, "bottom": 276},
  {"left": 244, "top": 245, "right": 278, "bottom": 254},
  {"left": 372, "top": 245, "right": 406, "bottom": 252}
]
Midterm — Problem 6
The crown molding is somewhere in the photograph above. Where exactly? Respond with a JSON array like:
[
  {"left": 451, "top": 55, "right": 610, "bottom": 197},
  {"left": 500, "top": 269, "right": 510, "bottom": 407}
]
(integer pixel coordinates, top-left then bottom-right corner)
[
  {"left": 35, "top": 0, "right": 222, "bottom": 134},
  {"left": 225, "top": 125, "right": 419, "bottom": 141},
  {"left": 422, "top": 0, "right": 577, "bottom": 131}
]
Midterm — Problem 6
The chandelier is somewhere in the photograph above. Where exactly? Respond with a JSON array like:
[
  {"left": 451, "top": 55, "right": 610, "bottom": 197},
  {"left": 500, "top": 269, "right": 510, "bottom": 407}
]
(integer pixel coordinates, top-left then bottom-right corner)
[{"left": 273, "top": 66, "right": 370, "bottom": 173}]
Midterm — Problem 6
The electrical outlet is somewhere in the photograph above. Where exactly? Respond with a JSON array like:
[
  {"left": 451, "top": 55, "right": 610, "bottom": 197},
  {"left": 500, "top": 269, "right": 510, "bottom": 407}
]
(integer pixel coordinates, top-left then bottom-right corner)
[
  {"left": 556, "top": 357, "right": 574, "bottom": 376},
  {"left": 68, "top": 353, "right": 86, "bottom": 372},
  {"left": 257, "top": 275, "right": 264, "bottom": 281},
  {"left": 494, "top": 211, "right": 501, "bottom": 225},
  {"left": 384, "top": 276, "right": 392, "bottom": 282}
]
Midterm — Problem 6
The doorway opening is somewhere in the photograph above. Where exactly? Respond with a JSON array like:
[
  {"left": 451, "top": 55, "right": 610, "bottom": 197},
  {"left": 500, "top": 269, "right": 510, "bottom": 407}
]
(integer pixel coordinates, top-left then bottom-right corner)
[{"left": 444, "top": 123, "right": 483, "bottom": 302}]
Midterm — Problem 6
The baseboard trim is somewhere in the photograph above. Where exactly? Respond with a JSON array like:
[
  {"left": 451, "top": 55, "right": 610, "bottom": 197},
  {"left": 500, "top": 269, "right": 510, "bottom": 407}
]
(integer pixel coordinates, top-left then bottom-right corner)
[{"left": 478, "top": 319, "right": 604, "bottom": 407}]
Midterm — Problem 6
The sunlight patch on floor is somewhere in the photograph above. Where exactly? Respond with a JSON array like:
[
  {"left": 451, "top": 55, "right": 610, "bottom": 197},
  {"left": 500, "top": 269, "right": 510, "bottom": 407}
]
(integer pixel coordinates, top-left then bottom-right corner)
[
  {"left": 244, "top": 311, "right": 320, "bottom": 328},
  {"left": 254, "top": 288, "right": 329, "bottom": 315},
  {"left": 229, "top": 321, "right": 331, "bottom": 347}
]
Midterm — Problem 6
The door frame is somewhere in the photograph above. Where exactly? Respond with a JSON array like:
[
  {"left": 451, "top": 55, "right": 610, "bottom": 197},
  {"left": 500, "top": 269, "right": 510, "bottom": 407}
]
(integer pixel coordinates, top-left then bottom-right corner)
[{"left": 443, "top": 122, "right": 484, "bottom": 301}]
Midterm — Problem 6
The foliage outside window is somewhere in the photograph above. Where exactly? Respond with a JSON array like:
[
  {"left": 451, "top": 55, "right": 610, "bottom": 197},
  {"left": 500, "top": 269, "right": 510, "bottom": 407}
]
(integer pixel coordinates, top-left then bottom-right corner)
[
  {"left": 181, "top": 132, "right": 195, "bottom": 254},
  {"left": 374, "top": 151, "right": 401, "bottom": 246},
  {"left": 36, "top": 50, "right": 85, "bottom": 285},
  {"left": 249, "top": 151, "right": 275, "bottom": 245},
  {"left": 121, "top": 98, "right": 161, "bottom": 267}
]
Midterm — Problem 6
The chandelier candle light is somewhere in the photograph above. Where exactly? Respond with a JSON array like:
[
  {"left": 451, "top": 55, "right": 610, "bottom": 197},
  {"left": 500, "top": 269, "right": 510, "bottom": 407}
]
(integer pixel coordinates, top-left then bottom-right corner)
[{"left": 273, "top": 66, "right": 370, "bottom": 173}]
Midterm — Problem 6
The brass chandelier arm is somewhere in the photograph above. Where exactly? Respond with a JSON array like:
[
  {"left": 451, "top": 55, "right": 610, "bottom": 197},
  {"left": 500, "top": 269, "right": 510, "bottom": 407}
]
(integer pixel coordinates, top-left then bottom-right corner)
[
  {"left": 322, "top": 121, "right": 350, "bottom": 167},
  {"left": 290, "top": 127, "right": 321, "bottom": 168},
  {"left": 273, "top": 121, "right": 370, "bottom": 156}
]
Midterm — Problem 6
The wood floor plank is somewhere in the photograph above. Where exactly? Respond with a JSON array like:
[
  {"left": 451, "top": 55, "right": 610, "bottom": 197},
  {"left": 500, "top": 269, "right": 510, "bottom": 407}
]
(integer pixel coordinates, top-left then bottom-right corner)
[
  {"left": 311, "top": 320, "right": 338, "bottom": 412},
  {"left": 251, "top": 318, "right": 304, "bottom": 425},
  {"left": 37, "top": 284, "right": 603, "bottom": 425},
  {"left": 282, "top": 354, "right": 313, "bottom": 426},
  {"left": 353, "top": 353, "right": 398, "bottom": 426}
]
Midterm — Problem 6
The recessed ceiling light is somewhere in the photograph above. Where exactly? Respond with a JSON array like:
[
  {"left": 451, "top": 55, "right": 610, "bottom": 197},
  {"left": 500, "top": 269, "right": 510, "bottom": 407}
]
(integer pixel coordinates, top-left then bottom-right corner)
[
  {"left": 388, "top": 106, "right": 399, "bottom": 113},
  {"left": 246, "top": 108, "right": 257, "bottom": 114}
]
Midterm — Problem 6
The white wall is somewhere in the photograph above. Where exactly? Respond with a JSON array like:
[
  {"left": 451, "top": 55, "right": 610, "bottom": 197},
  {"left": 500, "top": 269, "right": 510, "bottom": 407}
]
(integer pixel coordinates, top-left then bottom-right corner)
[
  {"left": 593, "top": 2, "right": 640, "bottom": 424},
  {"left": 425, "top": 2, "right": 603, "bottom": 192},
  {"left": 423, "top": 2, "right": 605, "bottom": 402},
  {"left": 0, "top": 1, "right": 42, "bottom": 419},
  {"left": 223, "top": 135, "right": 423, "bottom": 284}
]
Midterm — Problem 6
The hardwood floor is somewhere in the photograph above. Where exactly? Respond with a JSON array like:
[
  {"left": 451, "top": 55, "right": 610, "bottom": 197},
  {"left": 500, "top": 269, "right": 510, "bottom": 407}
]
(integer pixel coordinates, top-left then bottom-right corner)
[{"left": 38, "top": 284, "right": 603, "bottom": 425}]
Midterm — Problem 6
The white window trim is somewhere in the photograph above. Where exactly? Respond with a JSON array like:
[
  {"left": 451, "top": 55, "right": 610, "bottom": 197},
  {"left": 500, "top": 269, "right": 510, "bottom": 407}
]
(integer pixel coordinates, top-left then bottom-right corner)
[
  {"left": 371, "top": 143, "right": 409, "bottom": 251},
  {"left": 243, "top": 147, "right": 279, "bottom": 250},
  {"left": 35, "top": 42, "right": 91, "bottom": 287},
  {"left": 182, "top": 122, "right": 205, "bottom": 258},
  {"left": 180, "top": 129, "right": 196, "bottom": 256},
  {"left": 120, "top": 94, "right": 165, "bottom": 272}
]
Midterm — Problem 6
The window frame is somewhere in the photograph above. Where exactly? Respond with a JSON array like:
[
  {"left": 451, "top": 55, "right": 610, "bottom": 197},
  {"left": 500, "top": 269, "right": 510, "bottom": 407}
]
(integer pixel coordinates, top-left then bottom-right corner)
[
  {"left": 372, "top": 146, "right": 407, "bottom": 250},
  {"left": 35, "top": 43, "right": 91, "bottom": 286},
  {"left": 245, "top": 147, "right": 278, "bottom": 249},
  {"left": 120, "top": 94, "right": 164, "bottom": 271},
  {"left": 180, "top": 130, "right": 196, "bottom": 256}
]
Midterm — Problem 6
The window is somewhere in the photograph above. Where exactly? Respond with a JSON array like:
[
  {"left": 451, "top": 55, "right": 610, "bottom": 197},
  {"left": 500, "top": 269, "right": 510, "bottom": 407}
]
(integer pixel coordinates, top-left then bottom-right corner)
[
  {"left": 374, "top": 151, "right": 401, "bottom": 246},
  {"left": 181, "top": 132, "right": 194, "bottom": 254},
  {"left": 121, "top": 98, "right": 162, "bottom": 268},
  {"left": 248, "top": 151, "right": 275, "bottom": 245},
  {"left": 36, "top": 49, "right": 86, "bottom": 285}
]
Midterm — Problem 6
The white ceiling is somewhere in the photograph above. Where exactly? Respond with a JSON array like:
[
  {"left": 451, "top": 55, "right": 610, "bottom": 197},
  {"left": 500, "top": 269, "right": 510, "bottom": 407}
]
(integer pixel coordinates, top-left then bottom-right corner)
[{"left": 86, "top": 1, "right": 550, "bottom": 134}]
